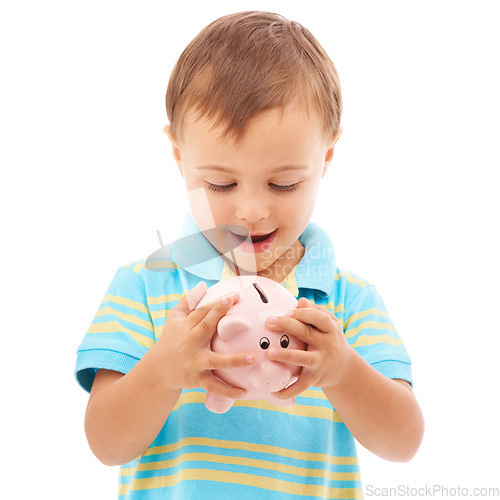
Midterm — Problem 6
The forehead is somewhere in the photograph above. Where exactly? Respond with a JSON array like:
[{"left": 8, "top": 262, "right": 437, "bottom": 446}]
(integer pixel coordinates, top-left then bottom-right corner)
[{"left": 180, "top": 105, "right": 328, "bottom": 154}]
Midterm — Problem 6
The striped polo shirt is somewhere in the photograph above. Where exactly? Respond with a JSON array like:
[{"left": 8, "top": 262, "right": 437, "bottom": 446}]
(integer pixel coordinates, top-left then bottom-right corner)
[{"left": 75, "top": 213, "right": 412, "bottom": 499}]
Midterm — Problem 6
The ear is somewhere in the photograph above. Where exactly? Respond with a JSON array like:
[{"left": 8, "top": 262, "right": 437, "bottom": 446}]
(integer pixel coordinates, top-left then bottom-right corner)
[
  {"left": 322, "top": 127, "right": 343, "bottom": 178},
  {"left": 163, "top": 124, "right": 184, "bottom": 177},
  {"left": 217, "top": 316, "right": 251, "bottom": 342}
]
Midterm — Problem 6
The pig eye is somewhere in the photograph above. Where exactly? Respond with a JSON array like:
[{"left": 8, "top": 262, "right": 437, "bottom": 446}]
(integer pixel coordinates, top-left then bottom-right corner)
[
  {"left": 280, "top": 335, "right": 290, "bottom": 348},
  {"left": 259, "top": 337, "right": 270, "bottom": 350}
]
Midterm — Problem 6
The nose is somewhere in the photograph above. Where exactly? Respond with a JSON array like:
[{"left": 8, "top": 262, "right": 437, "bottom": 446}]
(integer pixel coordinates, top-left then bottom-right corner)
[{"left": 235, "top": 188, "right": 270, "bottom": 223}]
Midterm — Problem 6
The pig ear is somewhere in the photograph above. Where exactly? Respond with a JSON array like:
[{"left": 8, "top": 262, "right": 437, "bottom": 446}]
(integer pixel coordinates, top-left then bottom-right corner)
[{"left": 218, "top": 316, "right": 251, "bottom": 342}]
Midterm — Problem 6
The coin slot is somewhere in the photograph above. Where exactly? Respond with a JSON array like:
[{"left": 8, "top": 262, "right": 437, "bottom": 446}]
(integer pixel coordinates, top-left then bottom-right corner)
[{"left": 252, "top": 283, "right": 268, "bottom": 303}]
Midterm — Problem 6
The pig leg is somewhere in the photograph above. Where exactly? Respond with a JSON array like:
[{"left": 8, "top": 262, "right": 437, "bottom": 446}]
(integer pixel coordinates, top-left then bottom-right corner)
[{"left": 205, "top": 392, "right": 235, "bottom": 414}]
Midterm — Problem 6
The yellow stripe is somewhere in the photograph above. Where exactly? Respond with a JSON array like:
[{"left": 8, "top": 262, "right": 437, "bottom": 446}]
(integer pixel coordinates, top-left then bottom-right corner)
[
  {"left": 220, "top": 261, "right": 236, "bottom": 280},
  {"left": 336, "top": 271, "right": 369, "bottom": 287},
  {"left": 95, "top": 306, "right": 154, "bottom": 332},
  {"left": 147, "top": 294, "right": 182, "bottom": 326},
  {"left": 154, "top": 325, "right": 162, "bottom": 340},
  {"left": 119, "top": 468, "right": 363, "bottom": 498},
  {"left": 344, "top": 320, "right": 396, "bottom": 339},
  {"left": 130, "top": 452, "right": 360, "bottom": 482},
  {"left": 234, "top": 399, "right": 343, "bottom": 422},
  {"left": 142, "top": 260, "right": 179, "bottom": 271},
  {"left": 170, "top": 390, "right": 343, "bottom": 422},
  {"left": 150, "top": 309, "right": 167, "bottom": 321},
  {"left": 141, "top": 437, "right": 358, "bottom": 466},
  {"left": 312, "top": 300, "right": 344, "bottom": 314},
  {"left": 351, "top": 334, "right": 403, "bottom": 348},
  {"left": 87, "top": 320, "right": 155, "bottom": 349},
  {"left": 304, "top": 300, "right": 344, "bottom": 328},
  {"left": 147, "top": 292, "right": 184, "bottom": 306},
  {"left": 301, "top": 388, "right": 328, "bottom": 399},
  {"left": 344, "top": 308, "right": 391, "bottom": 329},
  {"left": 177, "top": 387, "right": 330, "bottom": 401},
  {"left": 102, "top": 294, "right": 149, "bottom": 314},
  {"left": 126, "top": 262, "right": 147, "bottom": 274}
]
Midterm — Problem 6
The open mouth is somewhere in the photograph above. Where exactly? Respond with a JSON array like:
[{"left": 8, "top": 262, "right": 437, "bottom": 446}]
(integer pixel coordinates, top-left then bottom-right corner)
[
  {"left": 231, "top": 229, "right": 278, "bottom": 253},
  {"left": 235, "top": 230, "right": 277, "bottom": 244}
]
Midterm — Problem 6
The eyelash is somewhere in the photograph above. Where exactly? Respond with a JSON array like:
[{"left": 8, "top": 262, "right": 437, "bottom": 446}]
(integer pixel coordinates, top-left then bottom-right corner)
[{"left": 205, "top": 182, "right": 300, "bottom": 193}]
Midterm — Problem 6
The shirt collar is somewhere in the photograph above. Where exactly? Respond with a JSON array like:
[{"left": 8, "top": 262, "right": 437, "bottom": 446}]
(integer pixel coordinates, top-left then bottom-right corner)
[
  {"left": 295, "top": 221, "right": 336, "bottom": 298},
  {"left": 172, "top": 212, "right": 336, "bottom": 297}
]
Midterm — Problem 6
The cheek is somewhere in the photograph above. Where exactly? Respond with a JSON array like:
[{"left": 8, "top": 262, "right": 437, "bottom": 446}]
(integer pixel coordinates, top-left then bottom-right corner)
[
  {"left": 280, "top": 185, "right": 318, "bottom": 221},
  {"left": 187, "top": 188, "right": 224, "bottom": 230},
  {"left": 206, "top": 201, "right": 227, "bottom": 224}
]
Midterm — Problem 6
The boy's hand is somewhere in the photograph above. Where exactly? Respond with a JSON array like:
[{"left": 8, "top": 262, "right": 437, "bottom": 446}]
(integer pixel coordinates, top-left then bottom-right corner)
[
  {"left": 265, "top": 297, "right": 354, "bottom": 399},
  {"left": 154, "top": 281, "right": 254, "bottom": 400}
]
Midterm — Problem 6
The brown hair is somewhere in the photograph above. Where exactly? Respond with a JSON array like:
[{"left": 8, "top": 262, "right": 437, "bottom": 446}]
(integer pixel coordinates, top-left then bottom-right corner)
[{"left": 165, "top": 11, "right": 342, "bottom": 143}]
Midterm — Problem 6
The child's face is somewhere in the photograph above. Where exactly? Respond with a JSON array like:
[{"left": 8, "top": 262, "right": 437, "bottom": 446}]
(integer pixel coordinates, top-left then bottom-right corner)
[{"left": 166, "top": 105, "right": 338, "bottom": 282}]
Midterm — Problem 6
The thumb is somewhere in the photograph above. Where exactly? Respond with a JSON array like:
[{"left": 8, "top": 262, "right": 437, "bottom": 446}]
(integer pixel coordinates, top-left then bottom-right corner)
[
  {"left": 175, "top": 281, "right": 208, "bottom": 315},
  {"left": 297, "top": 296, "right": 338, "bottom": 322}
]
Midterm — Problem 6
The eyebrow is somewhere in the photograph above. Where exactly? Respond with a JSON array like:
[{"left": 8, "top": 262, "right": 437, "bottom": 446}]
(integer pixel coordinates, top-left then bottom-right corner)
[{"left": 196, "top": 164, "right": 310, "bottom": 173}]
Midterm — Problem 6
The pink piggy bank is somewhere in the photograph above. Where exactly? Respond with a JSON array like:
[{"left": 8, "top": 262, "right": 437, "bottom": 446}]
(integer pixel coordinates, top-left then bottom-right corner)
[{"left": 196, "top": 275, "right": 306, "bottom": 414}]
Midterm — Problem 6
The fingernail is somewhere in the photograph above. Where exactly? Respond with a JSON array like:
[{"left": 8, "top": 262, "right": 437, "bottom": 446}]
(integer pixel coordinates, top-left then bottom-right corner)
[
  {"left": 268, "top": 316, "right": 277, "bottom": 324},
  {"left": 246, "top": 355, "right": 255, "bottom": 364},
  {"left": 286, "top": 310, "right": 294, "bottom": 317},
  {"left": 269, "top": 348, "right": 277, "bottom": 359},
  {"left": 222, "top": 296, "right": 229, "bottom": 305},
  {"left": 239, "top": 390, "right": 246, "bottom": 398}
]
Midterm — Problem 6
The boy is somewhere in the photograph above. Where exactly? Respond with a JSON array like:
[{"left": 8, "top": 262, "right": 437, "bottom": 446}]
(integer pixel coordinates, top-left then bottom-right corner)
[{"left": 76, "top": 11, "right": 424, "bottom": 499}]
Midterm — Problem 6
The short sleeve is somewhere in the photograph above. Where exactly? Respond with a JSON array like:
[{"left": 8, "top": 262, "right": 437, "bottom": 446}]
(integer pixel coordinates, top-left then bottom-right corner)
[
  {"left": 75, "top": 266, "right": 156, "bottom": 393},
  {"left": 343, "top": 285, "right": 413, "bottom": 385}
]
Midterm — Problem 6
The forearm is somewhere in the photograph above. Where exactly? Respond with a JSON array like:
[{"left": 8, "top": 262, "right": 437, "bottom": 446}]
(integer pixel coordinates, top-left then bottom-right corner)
[
  {"left": 84, "top": 345, "right": 181, "bottom": 466},
  {"left": 323, "top": 350, "right": 424, "bottom": 462}
]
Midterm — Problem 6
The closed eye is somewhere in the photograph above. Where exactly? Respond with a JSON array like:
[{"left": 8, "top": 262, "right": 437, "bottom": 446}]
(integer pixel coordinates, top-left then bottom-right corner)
[
  {"left": 205, "top": 182, "right": 236, "bottom": 192},
  {"left": 205, "top": 182, "right": 300, "bottom": 193},
  {"left": 269, "top": 182, "right": 300, "bottom": 192}
]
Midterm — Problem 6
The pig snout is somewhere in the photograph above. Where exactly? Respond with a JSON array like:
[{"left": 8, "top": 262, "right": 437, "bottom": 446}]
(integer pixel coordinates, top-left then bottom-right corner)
[{"left": 248, "top": 361, "right": 293, "bottom": 393}]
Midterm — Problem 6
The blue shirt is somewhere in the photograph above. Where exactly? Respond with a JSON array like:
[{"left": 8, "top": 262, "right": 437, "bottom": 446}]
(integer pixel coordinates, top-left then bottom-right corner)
[{"left": 75, "top": 214, "right": 412, "bottom": 499}]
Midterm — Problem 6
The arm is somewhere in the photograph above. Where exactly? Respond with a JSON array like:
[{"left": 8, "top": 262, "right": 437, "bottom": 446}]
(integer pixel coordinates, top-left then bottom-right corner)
[
  {"left": 321, "top": 355, "right": 424, "bottom": 462},
  {"left": 85, "top": 357, "right": 181, "bottom": 467},
  {"left": 84, "top": 285, "right": 255, "bottom": 466},
  {"left": 266, "top": 298, "right": 424, "bottom": 462}
]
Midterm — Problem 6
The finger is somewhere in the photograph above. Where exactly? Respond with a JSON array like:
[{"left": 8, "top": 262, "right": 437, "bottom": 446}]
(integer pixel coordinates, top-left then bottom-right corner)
[
  {"left": 185, "top": 292, "right": 238, "bottom": 330},
  {"left": 273, "top": 372, "right": 316, "bottom": 400},
  {"left": 266, "top": 315, "right": 315, "bottom": 344},
  {"left": 297, "top": 298, "right": 339, "bottom": 323},
  {"left": 286, "top": 307, "right": 338, "bottom": 333},
  {"left": 185, "top": 281, "right": 208, "bottom": 310},
  {"left": 297, "top": 296, "right": 313, "bottom": 308},
  {"left": 190, "top": 293, "right": 239, "bottom": 335},
  {"left": 171, "top": 281, "right": 207, "bottom": 318},
  {"left": 268, "top": 347, "right": 317, "bottom": 368},
  {"left": 201, "top": 352, "right": 255, "bottom": 371},
  {"left": 201, "top": 372, "right": 246, "bottom": 400}
]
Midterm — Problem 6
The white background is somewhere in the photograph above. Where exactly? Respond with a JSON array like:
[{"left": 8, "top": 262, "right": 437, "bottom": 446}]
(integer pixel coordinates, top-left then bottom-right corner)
[{"left": 1, "top": 1, "right": 499, "bottom": 498}]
